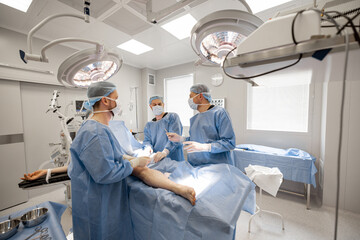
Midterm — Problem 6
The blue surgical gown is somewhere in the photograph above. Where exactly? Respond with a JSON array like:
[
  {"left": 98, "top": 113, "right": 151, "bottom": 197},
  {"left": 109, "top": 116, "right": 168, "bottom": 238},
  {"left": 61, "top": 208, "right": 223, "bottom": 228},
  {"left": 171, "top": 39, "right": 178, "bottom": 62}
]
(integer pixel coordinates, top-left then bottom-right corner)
[
  {"left": 143, "top": 112, "right": 184, "bottom": 161},
  {"left": 187, "top": 106, "right": 236, "bottom": 166},
  {"left": 68, "top": 120, "right": 134, "bottom": 240}
]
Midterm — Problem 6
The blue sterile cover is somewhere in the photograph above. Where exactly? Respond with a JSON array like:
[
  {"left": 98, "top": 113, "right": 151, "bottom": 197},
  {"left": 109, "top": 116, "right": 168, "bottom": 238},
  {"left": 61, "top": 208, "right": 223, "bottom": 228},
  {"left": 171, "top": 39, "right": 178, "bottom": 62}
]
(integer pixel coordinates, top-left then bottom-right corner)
[
  {"left": 233, "top": 144, "right": 317, "bottom": 187},
  {"left": 0, "top": 201, "right": 67, "bottom": 240},
  {"left": 127, "top": 158, "right": 255, "bottom": 240}
]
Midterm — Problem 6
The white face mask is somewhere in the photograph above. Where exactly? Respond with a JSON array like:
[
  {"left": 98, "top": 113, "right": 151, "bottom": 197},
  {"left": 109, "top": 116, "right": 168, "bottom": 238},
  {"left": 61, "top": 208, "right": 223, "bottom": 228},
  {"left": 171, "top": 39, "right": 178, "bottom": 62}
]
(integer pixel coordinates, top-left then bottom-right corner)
[
  {"left": 188, "top": 94, "right": 200, "bottom": 110},
  {"left": 92, "top": 97, "right": 122, "bottom": 116},
  {"left": 109, "top": 98, "right": 122, "bottom": 116},
  {"left": 152, "top": 105, "right": 164, "bottom": 116}
]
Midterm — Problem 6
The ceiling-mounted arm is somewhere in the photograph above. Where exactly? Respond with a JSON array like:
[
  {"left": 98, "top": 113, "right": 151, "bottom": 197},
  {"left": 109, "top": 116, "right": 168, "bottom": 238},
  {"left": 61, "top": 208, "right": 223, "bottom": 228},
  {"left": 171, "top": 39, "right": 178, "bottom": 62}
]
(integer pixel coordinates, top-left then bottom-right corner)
[
  {"left": 146, "top": 0, "right": 197, "bottom": 23},
  {"left": 20, "top": 0, "right": 91, "bottom": 63},
  {"left": 40, "top": 38, "right": 103, "bottom": 63},
  {"left": 238, "top": 0, "right": 252, "bottom": 14},
  {"left": 27, "top": 13, "right": 88, "bottom": 54},
  {"left": 145, "top": 0, "right": 252, "bottom": 24}
]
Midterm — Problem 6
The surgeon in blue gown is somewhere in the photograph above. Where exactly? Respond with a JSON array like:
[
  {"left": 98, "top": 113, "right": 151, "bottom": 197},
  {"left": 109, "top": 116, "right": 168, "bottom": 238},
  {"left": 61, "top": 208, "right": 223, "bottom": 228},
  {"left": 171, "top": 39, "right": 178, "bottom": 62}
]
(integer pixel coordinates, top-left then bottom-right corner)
[
  {"left": 68, "top": 82, "right": 149, "bottom": 240},
  {"left": 143, "top": 96, "right": 184, "bottom": 162},
  {"left": 167, "top": 83, "right": 236, "bottom": 166}
]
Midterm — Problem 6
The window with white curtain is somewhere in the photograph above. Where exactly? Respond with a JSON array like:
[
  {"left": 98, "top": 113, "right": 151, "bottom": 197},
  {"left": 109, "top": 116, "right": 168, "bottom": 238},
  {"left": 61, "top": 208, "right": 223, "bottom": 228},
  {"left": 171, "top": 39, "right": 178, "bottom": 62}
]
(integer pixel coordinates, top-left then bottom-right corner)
[
  {"left": 164, "top": 74, "right": 194, "bottom": 127},
  {"left": 247, "top": 70, "right": 312, "bottom": 132}
]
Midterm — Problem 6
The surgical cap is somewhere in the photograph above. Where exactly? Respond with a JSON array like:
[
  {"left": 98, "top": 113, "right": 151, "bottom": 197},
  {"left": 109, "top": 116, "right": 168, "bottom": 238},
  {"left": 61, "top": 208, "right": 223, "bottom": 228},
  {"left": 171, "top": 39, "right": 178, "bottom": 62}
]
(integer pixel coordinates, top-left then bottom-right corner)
[
  {"left": 83, "top": 81, "right": 116, "bottom": 110},
  {"left": 149, "top": 96, "right": 164, "bottom": 105},
  {"left": 190, "top": 83, "right": 212, "bottom": 102}
]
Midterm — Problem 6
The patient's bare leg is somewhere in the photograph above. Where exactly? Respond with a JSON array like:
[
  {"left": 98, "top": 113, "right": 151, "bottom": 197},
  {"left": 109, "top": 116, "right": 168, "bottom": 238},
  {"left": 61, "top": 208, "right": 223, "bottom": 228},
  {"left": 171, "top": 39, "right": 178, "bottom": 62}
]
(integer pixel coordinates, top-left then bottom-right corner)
[{"left": 132, "top": 167, "right": 196, "bottom": 205}]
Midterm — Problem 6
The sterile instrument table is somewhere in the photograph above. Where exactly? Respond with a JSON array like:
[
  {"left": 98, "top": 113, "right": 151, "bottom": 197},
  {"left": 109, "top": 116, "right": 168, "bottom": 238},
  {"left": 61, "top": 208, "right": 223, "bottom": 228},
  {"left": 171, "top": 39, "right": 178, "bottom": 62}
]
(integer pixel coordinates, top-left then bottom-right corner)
[
  {"left": 231, "top": 144, "right": 317, "bottom": 209},
  {"left": 0, "top": 201, "right": 67, "bottom": 240}
]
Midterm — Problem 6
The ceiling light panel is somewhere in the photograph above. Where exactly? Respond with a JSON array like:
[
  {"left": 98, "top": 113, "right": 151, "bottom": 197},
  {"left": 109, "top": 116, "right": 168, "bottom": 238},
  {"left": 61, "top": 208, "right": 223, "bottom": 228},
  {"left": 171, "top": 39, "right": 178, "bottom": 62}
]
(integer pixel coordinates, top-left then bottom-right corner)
[
  {"left": 161, "top": 14, "right": 197, "bottom": 40},
  {"left": 246, "top": 0, "right": 293, "bottom": 13},
  {"left": 0, "top": 0, "right": 33, "bottom": 12},
  {"left": 117, "top": 39, "right": 153, "bottom": 55}
]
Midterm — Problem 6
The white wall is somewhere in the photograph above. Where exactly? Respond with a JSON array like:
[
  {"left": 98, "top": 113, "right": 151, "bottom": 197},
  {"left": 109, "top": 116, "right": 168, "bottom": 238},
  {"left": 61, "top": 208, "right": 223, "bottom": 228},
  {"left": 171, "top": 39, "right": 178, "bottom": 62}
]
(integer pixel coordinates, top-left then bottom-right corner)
[
  {"left": 0, "top": 27, "right": 143, "bottom": 201},
  {"left": 140, "top": 68, "right": 157, "bottom": 127},
  {"left": 321, "top": 49, "right": 360, "bottom": 212},
  {"left": 109, "top": 64, "right": 143, "bottom": 132}
]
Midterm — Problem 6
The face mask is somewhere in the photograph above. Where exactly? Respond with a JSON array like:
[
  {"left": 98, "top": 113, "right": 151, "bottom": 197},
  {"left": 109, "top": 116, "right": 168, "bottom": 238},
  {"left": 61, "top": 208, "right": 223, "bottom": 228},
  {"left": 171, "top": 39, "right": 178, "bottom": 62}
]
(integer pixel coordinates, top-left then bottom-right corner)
[
  {"left": 188, "top": 94, "right": 200, "bottom": 110},
  {"left": 92, "top": 97, "right": 122, "bottom": 116},
  {"left": 152, "top": 105, "right": 164, "bottom": 116},
  {"left": 107, "top": 97, "right": 122, "bottom": 116}
]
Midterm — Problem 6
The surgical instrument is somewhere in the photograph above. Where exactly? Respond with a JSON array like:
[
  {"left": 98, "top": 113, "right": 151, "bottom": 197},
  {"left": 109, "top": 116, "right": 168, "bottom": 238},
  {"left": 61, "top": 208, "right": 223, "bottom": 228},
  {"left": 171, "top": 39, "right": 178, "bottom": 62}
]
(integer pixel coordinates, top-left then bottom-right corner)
[{"left": 24, "top": 226, "right": 48, "bottom": 240}]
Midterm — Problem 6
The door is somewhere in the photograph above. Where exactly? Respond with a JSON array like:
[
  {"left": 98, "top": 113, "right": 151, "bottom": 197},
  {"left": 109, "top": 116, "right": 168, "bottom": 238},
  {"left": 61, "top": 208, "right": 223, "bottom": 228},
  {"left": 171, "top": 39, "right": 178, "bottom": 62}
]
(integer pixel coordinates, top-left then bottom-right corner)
[{"left": 0, "top": 80, "right": 28, "bottom": 210}]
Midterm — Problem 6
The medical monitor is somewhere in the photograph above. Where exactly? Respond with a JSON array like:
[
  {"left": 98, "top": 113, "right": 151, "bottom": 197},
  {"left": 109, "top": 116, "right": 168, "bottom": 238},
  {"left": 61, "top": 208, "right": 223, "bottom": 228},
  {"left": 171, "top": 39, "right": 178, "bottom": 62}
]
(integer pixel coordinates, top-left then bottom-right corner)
[{"left": 75, "top": 100, "right": 86, "bottom": 113}]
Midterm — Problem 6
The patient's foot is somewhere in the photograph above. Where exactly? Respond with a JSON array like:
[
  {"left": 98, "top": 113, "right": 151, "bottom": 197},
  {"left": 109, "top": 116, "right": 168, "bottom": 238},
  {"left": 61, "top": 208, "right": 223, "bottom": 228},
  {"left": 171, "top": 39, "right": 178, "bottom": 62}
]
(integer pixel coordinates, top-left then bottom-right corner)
[{"left": 176, "top": 185, "right": 196, "bottom": 206}]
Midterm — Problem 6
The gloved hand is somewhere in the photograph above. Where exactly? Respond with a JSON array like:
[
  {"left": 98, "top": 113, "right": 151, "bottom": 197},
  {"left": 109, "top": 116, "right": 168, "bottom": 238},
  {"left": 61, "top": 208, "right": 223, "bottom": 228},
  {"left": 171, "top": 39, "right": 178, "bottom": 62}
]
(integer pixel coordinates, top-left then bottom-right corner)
[
  {"left": 123, "top": 154, "right": 135, "bottom": 161},
  {"left": 130, "top": 156, "right": 151, "bottom": 168},
  {"left": 166, "top": 132, "right": 185, "bottom": 142},
  {"left": 153, "top": 149, "right": 169, "bottom": 163},
  {"left": 183, "top": 141, "right": 211, "bottom": 153}
]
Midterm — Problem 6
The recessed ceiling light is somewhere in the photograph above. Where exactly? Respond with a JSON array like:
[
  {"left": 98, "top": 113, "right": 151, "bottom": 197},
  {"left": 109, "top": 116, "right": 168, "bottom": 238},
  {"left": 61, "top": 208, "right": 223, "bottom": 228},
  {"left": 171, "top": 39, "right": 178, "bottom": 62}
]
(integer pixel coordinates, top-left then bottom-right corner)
[
  {"left": 161, "top": 14, "right": 197, "bottom": 40},
  {"left": 247, "top": 0, "right": 292, "bottom": 14},
  {"left": 117, "top": 39, "right": 153, "bottom": 55},
  {"left": 0, "top": 0, "right": 33, "bottom": 12}
]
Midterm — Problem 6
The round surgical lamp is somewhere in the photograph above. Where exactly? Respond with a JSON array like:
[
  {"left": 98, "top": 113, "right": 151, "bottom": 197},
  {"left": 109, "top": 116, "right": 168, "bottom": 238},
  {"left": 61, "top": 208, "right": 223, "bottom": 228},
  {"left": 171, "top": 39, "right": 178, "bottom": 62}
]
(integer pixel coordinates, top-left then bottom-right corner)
[
  {"left": 191, "top": 10, "right": 263, "bottom": 66},
  {"left": 58, "top": 48, "right": 122, "bottom": 88},
  {"left": 19, "top": 1, "right": 122, "bottom": 88}
]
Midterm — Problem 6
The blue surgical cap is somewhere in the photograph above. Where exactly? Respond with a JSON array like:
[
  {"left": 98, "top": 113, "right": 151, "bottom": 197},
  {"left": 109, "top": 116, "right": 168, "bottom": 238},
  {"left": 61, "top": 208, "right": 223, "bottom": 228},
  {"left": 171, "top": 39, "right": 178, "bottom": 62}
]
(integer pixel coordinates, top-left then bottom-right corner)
[
  {"left": 149, "top": 96, "right": 164, "bottom": 105},
  {"left": 190, "top": 83, "right": 212, "bottom": 102},
  {"left": 83, "top": 81, "right": 116, "bottom": 110}
]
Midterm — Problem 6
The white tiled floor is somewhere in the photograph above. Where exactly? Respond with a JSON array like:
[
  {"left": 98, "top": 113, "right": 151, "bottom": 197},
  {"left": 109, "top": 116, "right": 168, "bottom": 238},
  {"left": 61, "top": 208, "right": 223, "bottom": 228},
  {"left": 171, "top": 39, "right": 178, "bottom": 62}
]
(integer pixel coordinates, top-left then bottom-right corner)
[
  {"left": 235, "top": 191, "right": 360, "bottom": 240},
  {"left": 1, "top": 186, "right": 360, "bottom": 240}
]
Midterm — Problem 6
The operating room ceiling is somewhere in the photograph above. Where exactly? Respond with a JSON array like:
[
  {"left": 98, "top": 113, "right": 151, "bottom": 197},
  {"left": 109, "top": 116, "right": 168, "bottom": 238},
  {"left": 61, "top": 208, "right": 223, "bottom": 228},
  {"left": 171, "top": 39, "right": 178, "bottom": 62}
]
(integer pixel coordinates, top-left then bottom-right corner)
[{"left": 0, "top": 0, "right": 313, "bottom": 70}]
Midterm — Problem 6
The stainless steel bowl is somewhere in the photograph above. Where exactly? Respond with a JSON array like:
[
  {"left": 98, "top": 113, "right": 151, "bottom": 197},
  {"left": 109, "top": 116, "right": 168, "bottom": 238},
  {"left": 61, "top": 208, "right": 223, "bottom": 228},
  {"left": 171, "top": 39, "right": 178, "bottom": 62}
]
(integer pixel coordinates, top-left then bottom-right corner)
[
  {"left": 20, "top": 207, "right": 48, "bottom": 228},
  {"left": 0, "top": 219, "right": 20, "bottom": 240}
]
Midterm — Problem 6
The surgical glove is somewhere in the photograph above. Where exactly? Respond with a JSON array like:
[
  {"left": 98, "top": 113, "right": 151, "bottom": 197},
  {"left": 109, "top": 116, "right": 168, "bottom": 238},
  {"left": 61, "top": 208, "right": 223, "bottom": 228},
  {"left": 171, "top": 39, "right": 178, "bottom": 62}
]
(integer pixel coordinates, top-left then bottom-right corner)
[
  {"left": 166, "top": 132, "right": 185, "bottom": 142},
  {"left": 183, "top": 141, "right": 211, "bottom": 153},
  {"left": 123, "top": 154, "right": 135, "bottom": 161},
  {"left": 153, "top": 149, "right": 169, "bottom": 163},
  {"left": 130, "top": 157, "right": 151, "bottom": 168}
]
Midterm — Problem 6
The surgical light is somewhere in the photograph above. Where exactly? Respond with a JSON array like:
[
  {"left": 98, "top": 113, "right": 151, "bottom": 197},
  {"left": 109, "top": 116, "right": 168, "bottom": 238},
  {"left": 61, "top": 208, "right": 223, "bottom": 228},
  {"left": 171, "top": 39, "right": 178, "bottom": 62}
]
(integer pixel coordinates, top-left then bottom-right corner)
[
  {"left": 190, "top": 10, "right": 263, "bottom": 66},
  {"left": 19, "top": 1, "right": 122, "bottom": 88},
  {"left": 58, "top": 47, "right": 121, "bottom": 87}
]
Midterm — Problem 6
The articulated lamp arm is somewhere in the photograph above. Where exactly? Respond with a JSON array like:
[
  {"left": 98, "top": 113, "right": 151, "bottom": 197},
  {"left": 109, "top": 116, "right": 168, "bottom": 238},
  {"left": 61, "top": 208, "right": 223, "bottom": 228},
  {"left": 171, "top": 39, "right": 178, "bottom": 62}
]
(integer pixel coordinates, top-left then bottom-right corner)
[
  {"left": 40, "top": 38, "right": 104, "bottom": 63},
  {"left": 19, "top": 1, "right": 92, "bottom": 63}
]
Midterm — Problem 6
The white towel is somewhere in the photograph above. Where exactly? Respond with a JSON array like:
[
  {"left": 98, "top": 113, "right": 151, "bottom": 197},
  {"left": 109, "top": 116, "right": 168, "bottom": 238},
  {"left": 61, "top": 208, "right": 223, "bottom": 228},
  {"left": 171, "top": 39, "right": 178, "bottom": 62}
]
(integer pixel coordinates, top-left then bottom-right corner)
[{"left": 245, "top": 165, "right": 283, "bottom": 197}]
